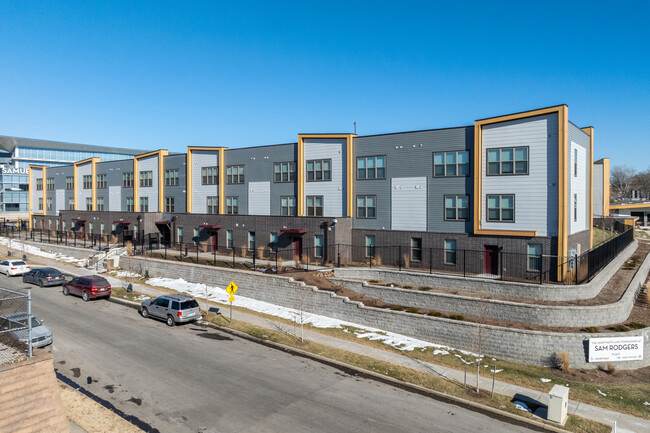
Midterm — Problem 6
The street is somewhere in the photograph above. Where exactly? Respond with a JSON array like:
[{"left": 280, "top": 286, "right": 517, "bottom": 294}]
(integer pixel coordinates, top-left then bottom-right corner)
[{"left": 2, "top": 273, "right": 538, "bottom": 433}]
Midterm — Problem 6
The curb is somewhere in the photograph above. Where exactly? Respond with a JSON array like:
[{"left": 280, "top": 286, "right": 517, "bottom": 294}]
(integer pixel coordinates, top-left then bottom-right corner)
[{"left": 107, "top": 296, "right": 569, "bottom": 432}]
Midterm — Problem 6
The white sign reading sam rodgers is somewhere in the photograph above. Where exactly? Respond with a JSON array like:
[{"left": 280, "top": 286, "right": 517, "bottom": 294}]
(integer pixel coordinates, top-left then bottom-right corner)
[{"left": 588, "top": 336, "right": 644, "bottom": 363}]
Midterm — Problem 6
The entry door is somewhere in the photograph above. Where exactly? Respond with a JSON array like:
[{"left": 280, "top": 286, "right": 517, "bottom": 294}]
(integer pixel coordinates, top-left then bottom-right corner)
[
  {"left": 293, "top": 236, "right": 303, "bottom": 259},
  {"left": 211, "top": 233, "right": 218, "bottom": 251},
  {"left": 80, "top": 224, "right": 86, "bottom": 239},
  {"left": 483, "top": 245, "right": 499, "bottom": 275}
]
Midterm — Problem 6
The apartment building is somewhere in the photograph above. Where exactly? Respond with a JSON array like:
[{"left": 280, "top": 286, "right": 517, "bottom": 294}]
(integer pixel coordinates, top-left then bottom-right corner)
[{"left": 30, "top": 105, "right": 593, "bottom": 281}]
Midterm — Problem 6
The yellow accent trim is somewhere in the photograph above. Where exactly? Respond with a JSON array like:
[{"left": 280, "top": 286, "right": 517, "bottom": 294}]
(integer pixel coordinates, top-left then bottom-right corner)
[
  {"left": 73, "top": 158, "right": 99, "bottom": 211},
  {"left": 159, "top": 150, "right": 168, "bottom": 212},
  {"left": 582, "top": 126, "right": 594, "bottom": 248},
  {"left": 609, "top": 203, "right": 650, "bottom": 210},
  {"left": 474, "top": 229, "right": 538, "bottom": 237},
  {"left": 346, "top": 135, "right": 355, "bottom": 217},
  {"left": 73, "top": 164, "right": 78, "bottom": 210},
  {"left": 185, "top": 147, "right": 228, "bottom": 214},
  {"left": 42, "top": 166, "right": 47, "bottom": 215},
  {"left": 557, "top": 106, "right": 569, "bottom": 281},
  {"left": 297, "top": 137, "right": 304, "bottom": 216},
  {"left": 219, "top": 148, "right": 225, "bottom": 214},
  {"left": 133, "top": 157, "right": 139, "bottom": 212},
  {"left": 28, "top": 166, "right": 32, "bottom": 230}
]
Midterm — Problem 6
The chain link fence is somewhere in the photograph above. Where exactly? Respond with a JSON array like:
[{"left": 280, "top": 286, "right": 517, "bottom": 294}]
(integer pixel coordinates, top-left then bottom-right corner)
[{"left": 0, "top": 288, "right": 32, "bottom": 367}]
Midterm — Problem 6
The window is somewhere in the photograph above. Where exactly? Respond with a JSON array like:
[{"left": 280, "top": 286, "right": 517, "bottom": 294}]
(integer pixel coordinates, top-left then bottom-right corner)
[
  {"left": 444, "top": 196, "right": 469, "bottom": 221},
  {"left": 36, "top": 178, "right": 43, "bottom": 190},
  {"left": 314, "top": 235, "right": 324, "bottom": 257},
  {"left": 433, "top": 151, "right": 469, "bottom": 177},
  {"left": 206, "top": 196, "right": 218, "bottom": 214},
  {"left": 574, "top": 194, "right": 577, "bottom": 222},
  {"left": 178, "top": 227, "right": 184, "bottom": 244},
  {"left": 410, "top": 238, "right": 422, "bottom": 262},
  {"left": 280, "top": 196, "right": 296, "bottom": 216},
  {"left": 306, "top": 159, "right": 331, "bottom": 181},
  {"left": 357, "top": 156, "right": 386, "bottom": 179},
  {"left": 46, "top": 177, "right": 55, "bottom": 190},
  {"left": 226, "top": 165, "right": 244, "bottom": 184},
  {"left": 201, "top": 167, "right": 218, "bottom": 185},
  {"left": 86, "top": 197, "right": 92, "bottom": 211},
  {"left": 487, "top": 195, "right": 514, "bottom": 222},
  {"left": 444, "top": 240, "right": 457, "bottom": 265},
  {"left": 83, "top": 175, "right": 92, "bottom": 189},
  {"left": 100, "top": 223, "right": 105, "bottom": 235},
  {"left": 527, "top": 244, "right": 542, "bottom": 272},
  {"left": 140, "top": 197, "right": 149, "bottom": 212},
  {"left": 46, "top": 198, "right": 53, "bottom": 211},
  {"left": 165, "top": 197, "right": 175, "bottom": 213},
  {"left": 139, "top": 171, "right": 153, "bottom": 187},
  {"left": 270, "top": 232, "right": 278, "bottom": 252},
  {"left": 89, "top": 223, "right": 93, "bottom": 233},
  {"left": 37, "top": 198, "right": 43, "bottom": 210},
  {"left": 96, "top": 197, "right": 104, "bottom": 211},
  {"left": 96, "top": 174, "right": 107, "bottom": 189},
  {"left": 226, "top": 197, "right": 238, "bottom": 214},
  {"left": 248, "top": 232, "right": 256, "bottom": 250},
  {"left": 68, "top": 198, "right": 75, "bottom": 210},
  {"left": 226, "top": 230, "right": 233, "bottom": 248},
  {"left": 365, "top": 235, "right": 375, "bottom": 258},
  {"left": 487, "top": 147, "right": 528, "bottom": 175},
  {"left": 194, "top": 228, "right": 199, "bottom": 238},
  {"left": 273, "top": 162, "right": 296, "bottom": 182},
  {"left": 122, "top": 172, "right": 134, "bottom": 188},
  {"left": 306, "top": 196, "right": 323, "bottom": 216},
  {"left": 126, "top": 197, "right": 134, "bottom": 212},
  {"left": 165, "top": 169, "right": 180, "bottom": 186},
  {"left": 66, "top": 176, "right": 74, "bottom": 190},
  {"left": 574, "top": 149, "right": 578, "bottom": 177},
  {"left": 356, "top": 195, "right": 376, "bottom": 218}
]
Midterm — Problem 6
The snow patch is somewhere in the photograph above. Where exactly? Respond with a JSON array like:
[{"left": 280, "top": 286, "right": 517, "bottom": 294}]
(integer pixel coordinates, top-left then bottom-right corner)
[
  {"left": 597, "top": 390, "right": 607, "bottom": 397},
  {"left": 490, "top": 369, "right": 503, "bottom": 374},
  {"left": 540, "top": 378, "right": 551, "bottom": 383},
  {"left": 0, "top": 237, "right": 86, "bottom": 266}
]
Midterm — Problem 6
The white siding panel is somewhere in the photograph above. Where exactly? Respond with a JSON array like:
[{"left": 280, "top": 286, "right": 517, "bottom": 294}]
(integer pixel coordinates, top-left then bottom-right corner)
[
  {"left": 303, "top": 139, "right": 346, "bottom": 217},
  {"left": 138, "top": 155, "right": 159, "bottom": 212},
  {"left": 108, "top": 186, "right": 121, "bottom": 211},
  {"left": 191, "top": 150, "right": 219, "bottom": 214},
  {"left": 55, "top": 189, "right": 65, "bottom": 213},
  {"left": 391, "top": 177, "right": 427, "bottom": 231},
  {"left": 248, "top": 181, "right": 270, "bottom": 215},
  {"left": 569, "top": 141, "right": 587, "bottom": 234},
  {"left": 480, "top": 114, "right": 558, "bottom": 236},
  {"left": 77, "top": 164, "right": 92, "bottom": 210}
]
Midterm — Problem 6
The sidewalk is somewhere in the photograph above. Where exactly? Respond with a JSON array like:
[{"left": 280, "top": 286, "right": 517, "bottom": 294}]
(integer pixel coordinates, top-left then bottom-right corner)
[{"left": 24, "top": 254, "right": 648, "bottom": 433}]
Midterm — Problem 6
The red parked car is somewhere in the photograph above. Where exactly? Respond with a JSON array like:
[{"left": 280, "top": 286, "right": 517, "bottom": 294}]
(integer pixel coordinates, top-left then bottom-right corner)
[{"left": 62, "top": 275, "right": 111, "bottom": 302}]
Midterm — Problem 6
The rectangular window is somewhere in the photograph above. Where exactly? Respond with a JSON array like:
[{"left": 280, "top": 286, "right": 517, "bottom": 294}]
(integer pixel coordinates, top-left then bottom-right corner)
[
  {"left": 410, "top": 238, "right": 422, "bottom": 262},
  {"left": 270, "top": 232, "right": 278, "bottom": 252},
  {"left": 280, "top": 196, "right": 296, "bottom": 216},
  {"left": 487, "top": 147, "right": 528, "bottom": 175},
  {"left": 194, "top": 228, "right": 199, "bottom": 238},
  {"left": 68, "top": 198, "right": 75, "bottom": 210},
  {"left": 226, "top": 229, "right": 233, "bottom": 248},
  {"left": 100, "top": 223, "right": 105, "bottom": 235},
  {"left": 365, "top": 235, "right": 375, "bottom": 258},
  {"left": 314, "top": 235, "right": 324, "bottom": 258},
  {"left": 82, "top": 175, "right": 92, "bottom": 189},
  {"left": 165, "top": 197, "right": 175, "bottom": 213},
  {"left": 433, "top": 151, "right": 469, "bottom": 177},
  {"left": 86, "top": 197, "right": 92, "bottom": 211},
  {"left": 226, "top": 197, "right": 238, "bottom": 214},
  {"left": 206, "top": 196, "right": 218, "bottom": 214},
  {"left": 66, "top": 176, "right": 74, "bottom": 190},
  {"left": 46, "top": 177, "right": 55, "bottom": 190},
  {"left": 306, "top": 159, "right": 331, "bottom": 182},
  {"left": 486, "top": 195, "right": 515, "bottom": 222},
  {"left": 248, "top": 232, "right": 256, "bottom": 250},
  {"left": 139, "top": 171, "right": 153, "bottom": 187},
  {"left": 178, "top": 227, "right": 184, "bottom": 244},
  {"left": 527, "top": 244, "right": 542, "bottom": 272},
  {"left": 201, "top": 166, "right": 218, "bottom": 185},
  {"left": 165, "top": 169, "right": 180, "bottom": 186},
  {"left": 36, "top": 178, "right": 43, "bottom": 190},
  {"left": 96, "top": 197, "right": 104, "bottom": 211},
  {"left": 96, "top": 174, "right": 107, "bottom": 189},
  {"left": 574, "top": 193, "right": 577, "bottom": 222},
  {"left": 126, "top": 197, "right": 134, "bottom": 212},
  {"left": 273, "top": 162, "right": 296, "bottom": 182},
  {"left": 444, "top": 195, "right": 469, "bottom": 221},
  {"left": 356, "top": 195, "right": 376, "bottom": 218},
  {"left": 226, "top": 165, "right": 245, "bottom": 184},
  {"left": 444, "top": 240, "right": 457, "bottom": 265},
  {"left": 46, "top": 197, "right": 52, "bottom": 211},
  {"left": 122, "top": 172, "right": 134, "bottom": 188},
  {"left": 357, "top": 156, "right": 386, "bottom": 180},
  {"left": 140, "top": 197, "right": 149, "bottom": 212},
  {"left": 574, "top": 149, "right": 578, "bottom": 177},
  {"left": 306, "top": 195, "right": 323, "bottom": 216},
  {"left": 89, "top": 223, "right": 93, "bottom": 233}
]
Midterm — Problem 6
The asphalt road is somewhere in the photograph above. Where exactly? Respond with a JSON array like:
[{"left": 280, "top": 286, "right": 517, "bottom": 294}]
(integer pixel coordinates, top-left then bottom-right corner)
[{"left": 2, "top": 273, "right": 538, "bottom": 433}]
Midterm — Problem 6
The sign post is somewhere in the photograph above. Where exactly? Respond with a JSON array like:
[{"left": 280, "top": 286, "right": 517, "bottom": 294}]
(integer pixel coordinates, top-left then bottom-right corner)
[{"left": 226, "top": 281, "right": 238, "bottom": 323}]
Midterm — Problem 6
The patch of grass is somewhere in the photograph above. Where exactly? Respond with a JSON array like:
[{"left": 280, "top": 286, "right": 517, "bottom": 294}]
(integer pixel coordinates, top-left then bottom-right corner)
[
  {"left": 626, "top": 322, "right": 646, "bottom": 329},
  {"left": 448, "top": 314, "right": 464, "bottom": 321},
  {"left": 427, "top": 311, "right": 443, "bottom": 317},
  {"left": 621, "top": 255, "right": 640, "bottom": 270},
  {"left": 582, "top": 326, "right": 600, "bottom": 333},
  {"left": 609, "top": 325, "right": 629, "bottom": 332},
  {"left": 405, "top": 307, "right": 419, "bottom": 314},
  {"left": 368, "top": 279, "right": 381, "bottom": 284},
  {"left": 389, "top": 306, "right": 404, "bottom": 311},
  {"left": 419, "top": 286, "right": 433, "bottom": 291},
  {"left": 402, "top": 285, "right": 412, "bottom": 289},
  {"left": 565, "top": 416, "right": 611, "bottom": 433}
]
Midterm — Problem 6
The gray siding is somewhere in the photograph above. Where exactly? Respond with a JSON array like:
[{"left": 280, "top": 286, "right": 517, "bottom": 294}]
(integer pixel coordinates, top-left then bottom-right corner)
[
  {"left": 163, "top": 154, "right": 187, "bottom": 213},
  {"left": 190, "top": 150, "right": 219, "bottom": 214},
  {"left": 96, "top": 160, "right": 133, "bottom": 213},
  {"left": 49, "top": 165, "right": 73, "bottom": 215}
]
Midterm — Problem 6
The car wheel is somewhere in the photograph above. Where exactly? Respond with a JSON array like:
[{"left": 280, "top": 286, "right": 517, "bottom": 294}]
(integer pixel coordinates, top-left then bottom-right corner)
[
  {"left": 22, "top": 276, "right": 27, "bottom": 283},
  {"left": 141, "top": 307, "right": 149, "bottom": 318},
  {"left": 82, "top": 291, "right": 89, "bottom": 302},
  {"left": 166, "top": 315, "right": 175, "bottom": 327},
  {"left": 62, "top": 286, "right": 69, "bottom": 296},
  {"left": 39, "top": 280, "right": 44, "bottom": 287}
]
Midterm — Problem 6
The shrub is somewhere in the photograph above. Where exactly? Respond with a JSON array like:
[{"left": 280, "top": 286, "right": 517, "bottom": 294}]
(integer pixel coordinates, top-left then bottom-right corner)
[
  {"left": 126, "top": 283, "right": 133, "bottom": 293},
  {"left": 606, "top": 362, "right": 617, "bottom": 375},
  {"left": 610, "top": 325, "right": 628, "bottom": 332},
  {"left": 405, "top": 307, "right": 419, "bottom": 314},
  {"left": 419, "top": 286, "right": 433, "bottom": 291},
  {"left": 390, "top": 306, "right": 404, "bottom": 311},
  {"left": 627, "top": 322, "right": 647, "bottom": 329},
  {"left": 144, "top": 270, "right": 150, "bottom": 279},
  {"left": 449, "top": 314, "right": 464, "bottom": 321},
  {"left": 427, "top": 311, "right": 443, "bottom": 317},
  {"left": 555, "top": 351, "right": 570, "bottom": 371},
  {"left": 402, "top": 253, "right": 410, "bottom": 269},
  {"left": 373, "top": 255, "right": 382, "bottom": 266},
  {"left": 368, "top": 280, "right": 381, "bottom": 284},
  {"left": 402, "top": 285, "right": 412, "bottom": 289},
  {"left": 256, "top": 246, "right": 265, "bottom": 260},
  {"left": 582, "top": 326, "right": 599, "bottom": 333}
]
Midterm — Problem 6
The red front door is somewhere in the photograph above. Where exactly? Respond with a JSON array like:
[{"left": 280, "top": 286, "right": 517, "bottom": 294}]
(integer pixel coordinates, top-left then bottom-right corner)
[
  {"left": 483, "top": 245, "right": 499, "bottom": 275},
  {"left": 293, "top": 236, "right": 303, "bottom": 259},
  {"left": 211, "top": 233, "right": 218, "bottom": 251}
]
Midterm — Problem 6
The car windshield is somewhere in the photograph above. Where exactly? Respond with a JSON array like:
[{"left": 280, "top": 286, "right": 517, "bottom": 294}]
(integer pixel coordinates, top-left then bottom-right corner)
[
  {"left": 31, "top": 317, "right": 42, "bottom": 327},
  {"left": 180, "top": 299, "right": 199, "bottom": 310},
  {"left": 12, "top": 261, "right": 26, "bottom": 266},
  {"left": 10, "top": 316, "right": 41, "bottom": 327}
]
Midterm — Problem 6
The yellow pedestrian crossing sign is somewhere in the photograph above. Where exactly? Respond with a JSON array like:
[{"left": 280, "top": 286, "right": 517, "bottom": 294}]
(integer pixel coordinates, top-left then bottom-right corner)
[{"left": 226, "top": 281, "right": 238, "bottom": 296}]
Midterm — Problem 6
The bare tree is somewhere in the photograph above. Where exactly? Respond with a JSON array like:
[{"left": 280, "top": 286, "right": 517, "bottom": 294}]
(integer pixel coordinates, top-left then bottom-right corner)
[
  {"left": 610, "top": 165, "right": 636, "bottom": 200},
  {"left": 632, "top": 169, "right": 650, "bottom": 200}
]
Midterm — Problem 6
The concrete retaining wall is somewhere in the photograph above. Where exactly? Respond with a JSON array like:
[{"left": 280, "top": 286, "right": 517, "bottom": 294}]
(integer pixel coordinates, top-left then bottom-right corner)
[
  {"left": 333, "top": 241, "right": 638, "bottom": 302},
  {"left": 119, "top": 256, "right": 650, "bottom": 369},
  {"left": 19, "top": 240, "right": 96, "bottom": 260}
]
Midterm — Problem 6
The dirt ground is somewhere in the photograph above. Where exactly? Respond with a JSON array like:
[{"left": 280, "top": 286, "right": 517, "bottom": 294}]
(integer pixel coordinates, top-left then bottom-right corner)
[
  {"left": 551, "top": 364, "right": 650, "bottom": 386},
  {"left": 59, "top": 383, "right": 142, "bottom": 433}
]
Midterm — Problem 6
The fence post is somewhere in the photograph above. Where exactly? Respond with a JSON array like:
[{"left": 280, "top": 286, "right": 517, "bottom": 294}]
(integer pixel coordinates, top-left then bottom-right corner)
[
  {"left": 575, "top": 255, "right": 578, "bottom": 285},
  {"left": 253, "top": 241, "right": 256, "bottom": 270},
  {"left": 399, "top": 245, "right": 402, "bottom": 271},
  {"left": 306, "top": 245, "right": 309, "bottom": 272},
  {"left": 539, "top": 261, "right": 543, "bottom": 285},
  {"left": 164, "top": 244, "right": 167, "bottom": 260},
  {"left": 232, "top": 247, "right": 235, "bottom": 268},
  {"left": 48, "top": 230, "right": 50, "bottom": 243},
  {"left": 429, "top": 247, "right": 432, "bottom": 274},
  {"left": 337, "top": 243, "right": 341, "bottom": 268},
  {"left": 275, "top": 250, "right": 278, "bottom": 274},
  {"left": 196, "top": 244, "right": 199, "bottom": 263},
  {"left": 213, "top": 247, "right": 216, "bottom": 266},
  {"left": 463, "top": 249, "right": 466, "bottom": 277}
]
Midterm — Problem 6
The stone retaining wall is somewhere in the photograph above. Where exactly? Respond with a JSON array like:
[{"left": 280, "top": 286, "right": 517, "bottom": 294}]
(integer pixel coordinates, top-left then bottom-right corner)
[
  {"left": 19, "top": 240, "right": 96, "bottom": 260},
  {"left": 120, "top": 256, "right": 649, "bottom": 369},
  {"left": 333, "top": 241, "right": 638, "bottom": 302}
]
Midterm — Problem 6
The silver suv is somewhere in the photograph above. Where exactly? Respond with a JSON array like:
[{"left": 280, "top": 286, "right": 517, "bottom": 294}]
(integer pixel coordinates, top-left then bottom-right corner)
[{"left": 141, "top": 294, "right": 201, "bottom": 327}]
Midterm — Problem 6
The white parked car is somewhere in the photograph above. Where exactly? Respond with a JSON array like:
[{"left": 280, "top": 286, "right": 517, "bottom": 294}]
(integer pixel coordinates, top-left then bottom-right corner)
[{"left": 0, "top": 260, "right": 30, "bottom": 276}]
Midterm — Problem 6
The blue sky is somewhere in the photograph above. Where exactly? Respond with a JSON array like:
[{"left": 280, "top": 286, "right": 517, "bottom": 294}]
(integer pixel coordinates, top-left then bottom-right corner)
[{"left": 0, "top": 1, "right": 648, "bottom": 170}]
